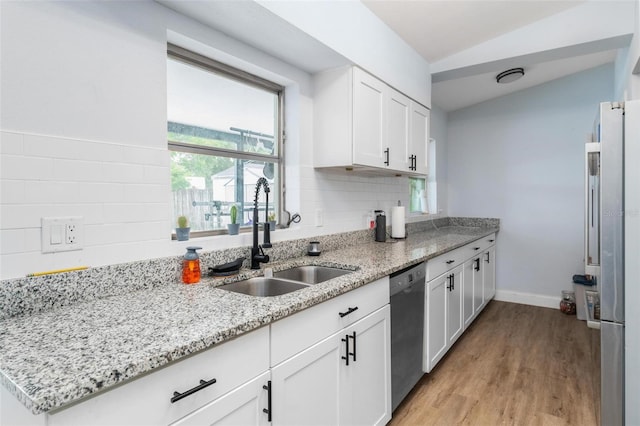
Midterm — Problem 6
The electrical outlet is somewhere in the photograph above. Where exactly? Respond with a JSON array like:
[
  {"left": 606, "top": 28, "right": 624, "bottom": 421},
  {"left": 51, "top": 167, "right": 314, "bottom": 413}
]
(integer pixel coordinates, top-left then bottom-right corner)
[
  {"left": 42, "top": 217, "right": 84, "bottom": 253},
  {"left": 66, "top": 223, "right": 77, "bottom": 244}
]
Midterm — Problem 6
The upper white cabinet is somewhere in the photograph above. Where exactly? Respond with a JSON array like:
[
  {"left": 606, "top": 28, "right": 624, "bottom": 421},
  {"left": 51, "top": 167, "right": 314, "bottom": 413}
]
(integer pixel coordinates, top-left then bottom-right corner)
[
  {"left": 314, "top": 66, "right": 429, "bottom": 175},
  {"left": 352, "top": 68, "right": 388, "bottom": 168},
  {"left": 410, "top": 102, "right": 430, "bottom": 175}
]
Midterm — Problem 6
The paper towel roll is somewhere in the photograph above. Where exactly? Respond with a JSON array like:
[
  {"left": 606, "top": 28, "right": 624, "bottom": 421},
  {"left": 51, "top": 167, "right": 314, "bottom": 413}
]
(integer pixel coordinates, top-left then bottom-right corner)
[{"left": 391, "top": 206, "right": 406, "bottom": 239}]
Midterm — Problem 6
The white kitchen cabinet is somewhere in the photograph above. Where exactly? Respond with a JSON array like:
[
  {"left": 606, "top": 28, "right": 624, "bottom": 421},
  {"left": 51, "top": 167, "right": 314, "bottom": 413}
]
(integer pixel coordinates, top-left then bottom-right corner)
[
  {"left": 483, "top": 245, "right": 496, "bottom": 306},
  {"left": 386, "top": 89, "right": 411, "bottom": 171},
  {"left": 425, "top": 233, "right": 498, "bottom": 373},
  {"left": 314, "top": 66, "right": 429, "bottom": 175},
  {"left": 425, "top": 265, "right": 463, "bottom": 373},
  {"left": 45, "top": 327, "right": 270, "bottom": 426},
  {"left": 340, "top": 305, "right": 391, "bottom": 426},
  {"left": 410, "top": 101, "right": 430, "bottom": 175},
  {"left": 463, "top": 254, "right": 483, "bottom": 328},
  {"left": 270, "top": 331, "right": 342, "bottom": 426},
  {"left": 353, "top": 67, "right": 387, "bottom": 168},
  {"left": 171, "top": 372, "right": 270, "bottom": 426},
  {"left": 272, "top": 306, "right": 391, "bottom": 426}
]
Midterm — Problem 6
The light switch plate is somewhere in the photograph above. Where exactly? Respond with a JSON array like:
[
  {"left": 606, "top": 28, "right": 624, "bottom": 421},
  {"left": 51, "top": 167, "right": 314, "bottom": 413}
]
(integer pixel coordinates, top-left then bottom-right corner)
[{"left": 42, "top": 217, "right": 84, "bottom": 253}]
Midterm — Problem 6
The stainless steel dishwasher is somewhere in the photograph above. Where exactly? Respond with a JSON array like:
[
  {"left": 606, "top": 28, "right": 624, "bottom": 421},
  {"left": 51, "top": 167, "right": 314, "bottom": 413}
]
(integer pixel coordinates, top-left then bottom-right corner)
[{"left": 390, "top": 262, "right": 426, "bottom": 411}]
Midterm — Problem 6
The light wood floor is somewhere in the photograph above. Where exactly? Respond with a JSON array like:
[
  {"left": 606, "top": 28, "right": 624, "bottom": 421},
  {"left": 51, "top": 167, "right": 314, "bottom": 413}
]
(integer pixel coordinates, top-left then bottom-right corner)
[{"left": 390, "top": 301, "right": 601, "bottom": 426}]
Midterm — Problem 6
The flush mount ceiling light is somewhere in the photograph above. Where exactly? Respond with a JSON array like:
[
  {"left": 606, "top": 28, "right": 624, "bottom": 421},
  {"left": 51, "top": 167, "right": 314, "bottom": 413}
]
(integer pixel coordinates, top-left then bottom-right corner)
[{"left": 496, "top": 67, "right": 525, "bottom": 84}]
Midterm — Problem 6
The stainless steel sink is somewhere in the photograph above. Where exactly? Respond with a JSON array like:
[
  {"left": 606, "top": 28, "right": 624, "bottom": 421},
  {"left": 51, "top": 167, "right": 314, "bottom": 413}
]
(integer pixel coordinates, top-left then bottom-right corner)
[
  {"left": 274, "top": 265, "right": 352, "bottom": 284},
  {"left": 219, "top": 277, "right": 310, "bottom": 297}
]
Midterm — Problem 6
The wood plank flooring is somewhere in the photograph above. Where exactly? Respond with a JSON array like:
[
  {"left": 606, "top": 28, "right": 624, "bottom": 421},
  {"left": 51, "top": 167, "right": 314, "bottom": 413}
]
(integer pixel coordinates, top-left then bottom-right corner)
[{"left": 390, "top": 301, "right": 601, "bottom": 426}]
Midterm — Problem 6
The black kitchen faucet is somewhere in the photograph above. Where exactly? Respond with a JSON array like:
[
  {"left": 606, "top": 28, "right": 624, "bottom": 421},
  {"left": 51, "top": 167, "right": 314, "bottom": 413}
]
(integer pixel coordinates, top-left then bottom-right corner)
[{"left": 251, "top": 177, "right": 271, "bottom": 269}]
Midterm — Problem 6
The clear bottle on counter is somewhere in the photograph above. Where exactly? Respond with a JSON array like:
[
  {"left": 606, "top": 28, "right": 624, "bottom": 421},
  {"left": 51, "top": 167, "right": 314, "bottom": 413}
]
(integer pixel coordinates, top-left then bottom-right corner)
[{"left": 182, "top": 246, "right": 202, "bottom": 284}]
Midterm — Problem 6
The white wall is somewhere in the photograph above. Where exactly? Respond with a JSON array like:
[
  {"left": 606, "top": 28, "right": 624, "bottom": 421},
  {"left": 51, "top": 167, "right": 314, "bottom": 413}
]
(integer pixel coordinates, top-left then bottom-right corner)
[
  {"left": 0, "top": 1, "right": 427, "bottom": 280},
  {"left": 257, "top": 0, "right": 431, "bottom": 107},
  {"left": 430, "top": 105, "right": 448, "bottom": 216},
  {"left": 447, "top": 64, "right": 614, "bottom": 307},
  {"left": 614, "top": 0, "right": 640, "bottom": 100}
]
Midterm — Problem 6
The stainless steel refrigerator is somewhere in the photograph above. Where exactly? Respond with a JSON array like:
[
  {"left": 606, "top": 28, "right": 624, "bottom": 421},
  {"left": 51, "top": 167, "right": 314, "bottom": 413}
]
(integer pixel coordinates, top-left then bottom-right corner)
[{"left": 585, "top": 101, "right": 639, "bottom": 425}]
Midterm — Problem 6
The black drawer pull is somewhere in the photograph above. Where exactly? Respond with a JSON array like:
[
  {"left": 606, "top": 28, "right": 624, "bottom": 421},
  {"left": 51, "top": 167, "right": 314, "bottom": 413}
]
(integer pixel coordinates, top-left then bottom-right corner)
[
  {"left": 488, "top": 239, "right": 495, "bottom": 242},
  {"left": 339, "top": 306, "right": 359, "bottom": 318},
  {"left": 171, "top": 378, "right": 217, "bottom": 403},
  {"left": 445, "top": 260, "right": 455, "bottom": 264},
  {"left": 474, "top": 247, "right": 481, "bottom": 251},
  {"left": 262, "top": 381, "right": 272, "bottom": 421},
  {"left": 474, "top": 258, "right": 481, "bottom": 272}
]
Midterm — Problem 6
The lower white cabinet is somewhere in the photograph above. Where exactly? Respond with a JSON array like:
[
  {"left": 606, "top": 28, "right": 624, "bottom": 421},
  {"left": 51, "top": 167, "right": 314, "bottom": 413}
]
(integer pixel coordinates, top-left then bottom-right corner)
[
  {"left": 425, "top": 234, "right": 497, "bottom": 373},
  {"left": 425, "top": 265, "right": 462, "bottom": 373},
  {"left": 483, "top": 245, "right": 496, "bottom": 305},
  {"left": 47, "top": 327, "right": 270, "bottom": 426},
  {"left": 271, "top": 305, "right": 391, "bottom": 426},
  {"left": 171, "top": 372, "right": 270, "bottom": 426}
]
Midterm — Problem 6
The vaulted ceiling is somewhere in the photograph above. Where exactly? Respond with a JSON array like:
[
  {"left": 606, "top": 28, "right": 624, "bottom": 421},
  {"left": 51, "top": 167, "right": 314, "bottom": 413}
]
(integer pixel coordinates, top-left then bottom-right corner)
[{"left": 159, "top": 0, "right": 636, "bottom": 111}]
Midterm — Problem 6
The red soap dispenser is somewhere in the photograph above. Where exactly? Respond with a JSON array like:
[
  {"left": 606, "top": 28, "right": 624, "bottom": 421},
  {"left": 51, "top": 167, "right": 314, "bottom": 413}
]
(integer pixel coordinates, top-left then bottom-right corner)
[{"left": 182, "top": 246, "right": 202, "bottom": 284}]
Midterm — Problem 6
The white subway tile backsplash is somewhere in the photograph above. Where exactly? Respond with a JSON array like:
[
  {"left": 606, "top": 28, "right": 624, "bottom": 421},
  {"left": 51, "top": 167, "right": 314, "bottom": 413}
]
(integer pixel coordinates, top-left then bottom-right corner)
[
  {"left": 76, "top": 182, "right": 125, "bottom": 203},
  {"left": 53, "top": 159, "right": 105, "bottom": 182},
  {"left": 0, "top": 132, "right": 24, "bottom": 154},
  {"left": 1, "top": 154, "right": 54, "bottom": 180},
  {"left": 105, "top": 163, "right": 145, "bottom": 183},
  {"left": 0, "top": 180, "right": 26, "bottom": 204},
  {"left": 143, "top": 165, "right": 170, "bottom": 184},
  {"left": 0, "top": 229, "right": 26, "bottom": 253},
  {"left": 0, "top": 205, "right": 43, "bottom": 229},
  {"left": 126, "top": 146, "right": 169, "bottom": 166},
  {"left": 123, "top": 183, "right": 169, "bottom": 203},
  {"left": 24, "top": 181, "right": 80, "bottom": 204}
]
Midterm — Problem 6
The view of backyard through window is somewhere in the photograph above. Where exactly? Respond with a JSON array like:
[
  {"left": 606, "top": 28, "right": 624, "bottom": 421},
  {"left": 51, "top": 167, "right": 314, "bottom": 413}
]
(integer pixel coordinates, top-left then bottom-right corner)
[{"left": 167, "top": 49, "right": 282, "bottom": 235}]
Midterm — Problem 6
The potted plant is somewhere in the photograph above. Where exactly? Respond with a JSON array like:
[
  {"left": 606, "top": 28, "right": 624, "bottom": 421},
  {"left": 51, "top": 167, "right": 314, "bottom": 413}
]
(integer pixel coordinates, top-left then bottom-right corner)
[
  {"left": 176, "top": 216, "right": 190, "bottom": 241},
  {"left": 267, "top": 212, "right": 276, "bottom": 232},
  {"left": 227, "top": 205, "right": 240, "bottom": 235}
]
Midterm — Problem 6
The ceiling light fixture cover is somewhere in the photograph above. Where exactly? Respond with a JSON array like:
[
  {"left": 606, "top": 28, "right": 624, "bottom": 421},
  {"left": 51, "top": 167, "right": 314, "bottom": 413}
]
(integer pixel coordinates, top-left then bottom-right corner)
[{"left": 496, "top": 67, "right": 525, "bottom": 84}]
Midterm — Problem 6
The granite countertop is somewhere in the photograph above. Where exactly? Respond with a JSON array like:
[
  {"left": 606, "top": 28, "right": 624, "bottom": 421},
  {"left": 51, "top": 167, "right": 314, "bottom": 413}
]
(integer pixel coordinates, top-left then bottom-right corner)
[{"left": 0, "top": 224, "right": 497, "bottom": 415}]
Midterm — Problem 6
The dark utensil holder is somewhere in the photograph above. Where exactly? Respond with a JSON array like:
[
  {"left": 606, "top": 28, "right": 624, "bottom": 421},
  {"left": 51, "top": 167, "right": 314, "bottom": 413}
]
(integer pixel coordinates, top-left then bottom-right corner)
[{"left": 375, "top": 215, "right": 386, "bottom": 242}]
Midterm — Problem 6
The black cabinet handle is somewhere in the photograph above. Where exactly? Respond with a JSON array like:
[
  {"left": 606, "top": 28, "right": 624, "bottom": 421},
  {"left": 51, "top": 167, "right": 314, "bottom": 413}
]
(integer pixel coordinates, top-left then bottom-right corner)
[
  {"left": 485, "top": 252, "right": 491, "bottom": 263},
  {"left": 474, "top": 247, "right": 481, "bottom": 251},
  {"left": 339, "top": 306, "right": 359, "bottom": 318},
  {"left": 384, "top": 148, "right": 390, "bottom": 166},
  {"left": 488, "top": 239, "right": 495, "bottom": 243},
  {"left": 262, "top": 381, "right": 272, "bottom": 421},
  {"left": 446, "top": 273, "right": 453, "bottom": 291},
  {"left": 408, "top": 155, "right": 417, "bottom": 171},
  {"left": 451, "top": 273, "right": 455, "bottom": 291},
  {"left": 341, "top": 334, "right": 350, "bottom": 366},
  {"left": 349, "top": 331, "right": 357, "bottom": 362},
  {"left": 474, "top": 258, "right": 481, "bottom": 272},
  {"left": 171, "top": 378, "right": 217, "bottom": 403},
  {"left": 446, "top": 260, "right": 455, "bottom": 265}
]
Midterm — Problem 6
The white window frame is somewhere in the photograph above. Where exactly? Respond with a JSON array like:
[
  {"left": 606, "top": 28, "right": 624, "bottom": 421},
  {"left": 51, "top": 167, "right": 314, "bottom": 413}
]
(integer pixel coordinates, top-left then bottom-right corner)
[{"left": 167, "top": 44, "right": 285, "bottom": 238}]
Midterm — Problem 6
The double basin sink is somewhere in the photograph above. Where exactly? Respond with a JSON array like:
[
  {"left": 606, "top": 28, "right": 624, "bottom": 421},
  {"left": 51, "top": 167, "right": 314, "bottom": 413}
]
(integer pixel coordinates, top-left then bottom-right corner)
[{"left": 218, "top": 265, "right": 353, "bottom": 297}]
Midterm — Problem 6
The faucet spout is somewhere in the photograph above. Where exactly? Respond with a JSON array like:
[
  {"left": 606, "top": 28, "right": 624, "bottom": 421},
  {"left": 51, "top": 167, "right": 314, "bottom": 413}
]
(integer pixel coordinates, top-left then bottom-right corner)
[{"left": 251, "top": 178, "right": 272, "bottom": 269}]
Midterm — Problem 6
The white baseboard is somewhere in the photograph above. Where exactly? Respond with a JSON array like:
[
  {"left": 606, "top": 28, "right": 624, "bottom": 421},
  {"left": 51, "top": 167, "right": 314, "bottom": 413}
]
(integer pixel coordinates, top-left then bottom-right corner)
[{"left": 494, "top": 289, "right": 560, "bottom": 309}]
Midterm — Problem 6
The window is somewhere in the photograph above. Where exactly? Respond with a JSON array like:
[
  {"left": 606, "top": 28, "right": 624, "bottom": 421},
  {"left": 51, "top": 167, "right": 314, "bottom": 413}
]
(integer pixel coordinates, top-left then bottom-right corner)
[
  {"left": 167, "top": 45, "right": 283, "bottom": 237},
  {"left": 409, "top": 137, "right": 437, "bottom": 214}
]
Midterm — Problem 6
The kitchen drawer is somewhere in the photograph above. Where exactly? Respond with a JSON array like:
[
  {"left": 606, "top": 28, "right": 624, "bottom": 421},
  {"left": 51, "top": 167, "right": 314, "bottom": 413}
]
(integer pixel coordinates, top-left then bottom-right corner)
[
  {"left": 459, "top": 233, "right": 496, "bottom": 261},
  {"left": 270, "top": 276, "right": 389, "bottom": 366},
  {"left": 426, "top": 246, "right": 466, "bottom": 281},
  {"left": 48, "top": 326, "right": 269, "bottom": 426}
]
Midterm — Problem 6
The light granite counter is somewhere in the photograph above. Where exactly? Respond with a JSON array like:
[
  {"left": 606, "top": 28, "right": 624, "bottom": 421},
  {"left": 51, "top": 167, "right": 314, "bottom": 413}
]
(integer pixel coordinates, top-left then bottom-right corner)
[{"left": 0, "top": 219, "right": 498, "bottom": 415}]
